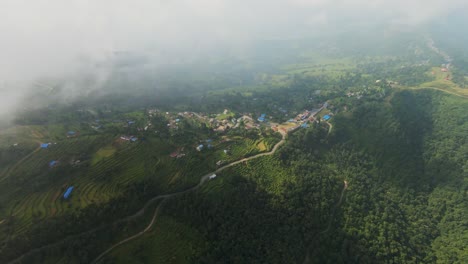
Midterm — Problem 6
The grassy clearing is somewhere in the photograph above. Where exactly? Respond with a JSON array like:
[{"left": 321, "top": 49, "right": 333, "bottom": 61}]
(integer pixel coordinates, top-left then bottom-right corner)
[
  {"left": 257, "top": 141, "right": 267, "bottom": 151},
  {"left": 215, "top": 111, "right": 235, "bottom": 121},
  {"left": 92, "top": 145, "right": 117, "bottom": 165},
  {"left": 417, "top": 67, "right": 468, "bottom": 98},
  {"left": 282, "top": 56, "right": 355, "bottom": 78}
]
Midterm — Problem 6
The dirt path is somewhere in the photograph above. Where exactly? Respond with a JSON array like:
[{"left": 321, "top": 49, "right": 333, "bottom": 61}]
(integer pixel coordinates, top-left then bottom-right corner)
[
  {"left": 326, "top": 122, "right": 333, "bottom": 134},
  {"left": 90, "top": 135, "right": 286, "bottom": 263},
  {"left": 8, "top": 135, "right": 286, "bottom": 264},
  {"left": 303, "top": 180, "right": 348, "bottom": 264},
  {"left": 409, "top": 87, "right": 468, "bottom": 99},
  {"left": 92, "top": 199, "right": 167, "bottom": 263}
]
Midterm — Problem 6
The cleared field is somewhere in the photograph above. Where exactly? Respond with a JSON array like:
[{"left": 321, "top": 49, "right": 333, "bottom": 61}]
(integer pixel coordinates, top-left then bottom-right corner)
[
  {"left": 0, "top": 125, "right": 245, "bottom": 240},
  {"left": 92, "top": 145, "right": 117, "bottom": 165},
  {"left": 281, "top": 56, "right": 356, "bottom": 78},
  {"left": 418, "top": 67, "right": 468, "bottom": 98}
]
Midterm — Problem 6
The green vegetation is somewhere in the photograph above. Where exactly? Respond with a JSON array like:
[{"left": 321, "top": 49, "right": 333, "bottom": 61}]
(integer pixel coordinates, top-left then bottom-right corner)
[
  {"left": 0, "top": 33, "right": 467, "bottom": 264},
  {"left": 99, "top": 89, "right": 467, "bottom": 264},
  {"left": 92, "top": 145, "right": 117, "bottom": 165}
]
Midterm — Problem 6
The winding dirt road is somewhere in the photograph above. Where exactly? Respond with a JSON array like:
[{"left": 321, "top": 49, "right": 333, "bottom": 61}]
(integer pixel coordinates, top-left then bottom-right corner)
[
  {"left": 91, "top": 135, "right": 286, "bottom": 263},
  {"left": 409, "top": 86, "right": 468, "bottom": 99},
  {"left": 7, "top": 135, "right": 286, "bottom": 264}
]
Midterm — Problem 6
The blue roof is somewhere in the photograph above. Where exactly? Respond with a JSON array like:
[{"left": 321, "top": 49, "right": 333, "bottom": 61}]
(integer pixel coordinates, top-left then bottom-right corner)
[
  {"left": 130, "top": 137, "right": 138, "bottom": 142},
  {"left": 175, "top": 119, "right": 180, "bottom": 122},
  {"left": 323, "top": 115, "right": 331, "bottom": 121},
  {"left": 49, "top": 160, "right": 57, "bottom": 167},
  {"left": 128, "top": 121, "right": 135, "bottom": 124},
  {"left": 301, "top": 123, "right": 310, "bottom": 128},
  {"left": 67, "top": 131, "right": 76, "bottom": 135},
  {"left": 41, "top": 143, "right": 49, "bottom": 148},
  {"left": 258, "top": 117, "right": 265, "bottom": 122},
  {"left": 63, "top": 186, "right": 74, "bottom": 199},
  {"left": 260, "top": 114, "right": 266, "bottom": 117}
]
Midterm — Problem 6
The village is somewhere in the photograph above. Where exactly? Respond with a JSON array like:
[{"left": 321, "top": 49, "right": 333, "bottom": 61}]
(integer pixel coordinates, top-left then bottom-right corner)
[{"left": 33, "top": 100, "right": 333, "bottom": 201}]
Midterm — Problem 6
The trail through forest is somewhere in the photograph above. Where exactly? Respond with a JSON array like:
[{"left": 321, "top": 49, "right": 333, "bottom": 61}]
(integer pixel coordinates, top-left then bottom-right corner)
[
  {"left": 90, "top": 134, "right": 287, "bottom": 263},
  {"left": 303, "top": 180, "right": 348, "bottom": 264}
]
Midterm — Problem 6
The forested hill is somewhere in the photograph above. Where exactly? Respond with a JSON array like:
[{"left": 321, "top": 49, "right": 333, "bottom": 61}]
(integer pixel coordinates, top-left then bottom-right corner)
[
  {"left": 100, "top": 89, "right": 467, "bottom": 264},
  {"left": 321, "top": 89, "right": 467, "bottom": 263}
]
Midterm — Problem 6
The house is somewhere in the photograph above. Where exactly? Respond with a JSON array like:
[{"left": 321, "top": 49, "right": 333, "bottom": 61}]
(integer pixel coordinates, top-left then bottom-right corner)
[
  {"left": 209, "top": 174, "right": 217, "bottom": 179},
  {"left": 196, "top": 144, "right": 204, "bottom": 151},
  {"left": 49, "top": 160, "right": 58, "bottom": 167},
  {"left": 323, "top": 115, "right": 331, "bottom": 121},
  {"left": 63, "top": 186, "right": 74, "bottom": 199},
  {"left": 223, "top": 149, "right": 228, "bottom": 154},
  {"left": 67, "top": 131, "right": 76, "bottom": 136},
  {"left": 41, "top": 143, "right": 49, "bottom": 149},
  {"left": 258, "top": 114, "right": 266, "bottom": 122},
  {"left": 130, "top": 137, "right": 138, "bottom": 142},
  {"left": 216, "top": 160, "right": 224, "bottom": 166}
]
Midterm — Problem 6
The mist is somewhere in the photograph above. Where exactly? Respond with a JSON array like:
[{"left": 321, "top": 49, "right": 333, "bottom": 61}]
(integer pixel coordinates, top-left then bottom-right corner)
[{"left": 1, "top": 0, "right": 467, "bottom": 122}]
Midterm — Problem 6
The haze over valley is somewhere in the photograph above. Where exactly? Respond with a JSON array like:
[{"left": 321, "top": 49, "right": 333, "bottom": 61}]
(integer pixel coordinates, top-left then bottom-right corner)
[{"left": 0, "top": 1, "right": 467, "bottom": 263}]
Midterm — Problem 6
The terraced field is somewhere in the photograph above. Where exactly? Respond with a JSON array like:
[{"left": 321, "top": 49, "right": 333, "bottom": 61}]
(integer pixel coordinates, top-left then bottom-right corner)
[
  {"left": 0, "top": 126, "right": 245, "bottom": 240},
  {"left": 0, "top": 116, "right": 283, "bottom": 263}
]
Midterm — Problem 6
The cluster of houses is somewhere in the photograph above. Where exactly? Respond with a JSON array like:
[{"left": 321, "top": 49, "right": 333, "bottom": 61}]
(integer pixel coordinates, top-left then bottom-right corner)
[
  {"left": 346, "top": 91, "right": 364, "bottom": 100},
  {"left": 210, "top": 115, "right": 252, "bottom": 132},
  {"left": 196, "top": 139, "right": 214, "bottom": 151}
]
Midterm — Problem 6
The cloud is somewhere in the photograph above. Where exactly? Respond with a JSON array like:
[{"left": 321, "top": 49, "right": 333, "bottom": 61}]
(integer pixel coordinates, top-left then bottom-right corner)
[
  {"left": 0, "top": 0, "right": 467, "bottom": 120},
  {"left": 1, "top": 0, "right": 466, "bottom": 80}
]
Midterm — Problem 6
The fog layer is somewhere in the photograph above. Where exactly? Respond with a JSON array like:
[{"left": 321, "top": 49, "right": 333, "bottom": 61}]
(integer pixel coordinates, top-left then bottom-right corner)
[{"left": 1, "top": 0, "right": 467, "bottom": 120}]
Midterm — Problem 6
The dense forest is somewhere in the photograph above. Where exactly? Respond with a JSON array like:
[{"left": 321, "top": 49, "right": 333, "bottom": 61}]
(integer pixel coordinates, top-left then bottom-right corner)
[{"left": 94, "top": 89, "right": 467, "bottom": 263}]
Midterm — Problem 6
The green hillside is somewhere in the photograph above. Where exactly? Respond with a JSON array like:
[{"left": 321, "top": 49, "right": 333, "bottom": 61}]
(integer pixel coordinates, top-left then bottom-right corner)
[{"left": 98, "top": 90, "right": 467, "bottom": 263}]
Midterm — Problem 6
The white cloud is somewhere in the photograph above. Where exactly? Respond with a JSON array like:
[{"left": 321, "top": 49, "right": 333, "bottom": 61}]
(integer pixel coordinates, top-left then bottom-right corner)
[{"left": 0, "top": 0, "right": 467, "bottom": 120}]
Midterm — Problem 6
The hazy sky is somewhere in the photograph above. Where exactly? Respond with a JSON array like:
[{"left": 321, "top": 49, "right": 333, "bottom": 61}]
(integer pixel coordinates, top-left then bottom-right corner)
[{"left": 1, "top": 0, "right": 467, "bottom": 119}]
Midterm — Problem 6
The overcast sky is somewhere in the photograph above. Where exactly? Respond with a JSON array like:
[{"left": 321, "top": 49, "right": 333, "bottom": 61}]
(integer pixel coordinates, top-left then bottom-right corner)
[{"left": 1, "top": 0, "right": 467, "bottom": 119}]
